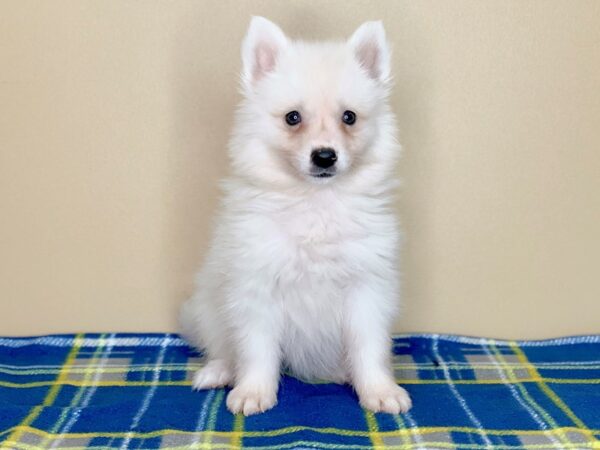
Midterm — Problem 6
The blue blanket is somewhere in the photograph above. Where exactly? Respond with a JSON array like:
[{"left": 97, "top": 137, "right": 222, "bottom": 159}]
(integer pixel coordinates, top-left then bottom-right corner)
[{"left": 1, "top": 333, "right": 599, "bottom": 449}]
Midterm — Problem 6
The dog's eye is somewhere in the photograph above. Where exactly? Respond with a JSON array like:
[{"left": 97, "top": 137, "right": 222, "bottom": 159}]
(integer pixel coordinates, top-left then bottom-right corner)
[
  {"left": 342, "top": 110, "right": 356, "bottom": 125},
  {"left": 285, "top": 111, "right": 302, "bottom": 126}
]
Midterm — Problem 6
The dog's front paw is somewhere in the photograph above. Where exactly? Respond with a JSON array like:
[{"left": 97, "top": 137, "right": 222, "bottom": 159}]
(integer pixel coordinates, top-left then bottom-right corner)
[
  {"left": 226, "top": 384, "right": 277, "bottom": 416},
  {"left": 358, "top": 383, "right": 412, "bottom": 414},
  {"left": 192, "top": 359, "right": 233, "bottom": 390}
]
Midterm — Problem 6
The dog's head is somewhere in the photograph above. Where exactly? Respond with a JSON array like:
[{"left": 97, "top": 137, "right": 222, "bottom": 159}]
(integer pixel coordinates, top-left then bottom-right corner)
[{"left": 230, "top": 17, "right": 396, "bottom": 188}]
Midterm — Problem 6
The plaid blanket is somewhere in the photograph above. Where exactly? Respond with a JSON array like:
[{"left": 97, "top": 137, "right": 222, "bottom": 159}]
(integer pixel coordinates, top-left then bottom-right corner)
[{"left": 0, "top": 334, "right": 599, "bottom": 449}]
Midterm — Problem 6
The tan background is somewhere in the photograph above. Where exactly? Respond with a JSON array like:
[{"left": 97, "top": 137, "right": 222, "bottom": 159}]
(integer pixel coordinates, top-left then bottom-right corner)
[{"left": 1, "top": 1, "right": 599, "bottom": 338}]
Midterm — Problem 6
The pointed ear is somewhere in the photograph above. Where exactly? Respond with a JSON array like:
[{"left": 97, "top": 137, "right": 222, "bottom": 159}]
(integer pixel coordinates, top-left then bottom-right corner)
[
  {"left": 241, "top": 17, "right": 288, "bottom": 89},
  {"left": 348, "top": 21, "right": 391, "bottom": 83}
]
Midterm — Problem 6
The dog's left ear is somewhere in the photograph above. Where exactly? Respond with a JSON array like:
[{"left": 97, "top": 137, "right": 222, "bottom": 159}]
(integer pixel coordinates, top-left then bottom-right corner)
[
  {"left": 241, "top": 16, "right": 288, "bottom": 89},
  {"left": 348, "top": 21, "right": 391, "bottom": 83}
]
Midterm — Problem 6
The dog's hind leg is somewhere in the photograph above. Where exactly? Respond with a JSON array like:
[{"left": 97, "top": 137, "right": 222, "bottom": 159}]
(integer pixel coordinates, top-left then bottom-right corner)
[
  {"left": 182, "top": 301, "right": 235, "bottom": 389},
  {"left": 180, "top": 272, "right": 235, "bottom": 389},
  {"left": 192, "top": 358, "right": 234, "bottom": 389}
]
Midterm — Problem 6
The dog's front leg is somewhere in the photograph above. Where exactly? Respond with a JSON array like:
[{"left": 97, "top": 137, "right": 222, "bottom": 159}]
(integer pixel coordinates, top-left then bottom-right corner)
[
  {"left": 344, "top": 283, "right": 412, "bottom": 414},
  {"left": 225, "top": 284, "right": 282, "bottom": 416}
]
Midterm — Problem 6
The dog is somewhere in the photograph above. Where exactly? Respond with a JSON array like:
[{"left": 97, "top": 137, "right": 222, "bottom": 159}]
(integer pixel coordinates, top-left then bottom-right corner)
[{"left": 180, "top": 16, "right": 411, "bottom": 416}]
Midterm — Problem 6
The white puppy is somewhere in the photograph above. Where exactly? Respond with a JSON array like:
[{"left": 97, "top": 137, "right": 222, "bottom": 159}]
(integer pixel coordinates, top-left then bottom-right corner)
[{"left": 180, "top": 17, "right": 411, "bottom": 416}]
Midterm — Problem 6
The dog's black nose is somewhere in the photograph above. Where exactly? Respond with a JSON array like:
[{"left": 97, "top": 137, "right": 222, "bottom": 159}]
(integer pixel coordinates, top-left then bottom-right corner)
[{"left": 311, "top": 148, "right": 337, "bottom": 169}]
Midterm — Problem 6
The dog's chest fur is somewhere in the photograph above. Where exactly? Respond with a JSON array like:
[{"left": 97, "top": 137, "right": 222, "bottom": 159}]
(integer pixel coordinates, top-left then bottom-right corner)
[{"left": 235, "top": 188, "right": 393, "bottom": 381}]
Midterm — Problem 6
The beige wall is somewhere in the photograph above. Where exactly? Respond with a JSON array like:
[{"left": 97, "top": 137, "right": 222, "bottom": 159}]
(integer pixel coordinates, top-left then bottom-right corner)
[{"left": 1, "top": 1, "right": 599, "bottom": 338}]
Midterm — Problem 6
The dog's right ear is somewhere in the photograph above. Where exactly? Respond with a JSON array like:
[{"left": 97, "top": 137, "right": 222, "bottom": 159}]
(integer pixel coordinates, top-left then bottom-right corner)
[
  {"left": 348, "top": 21, "right": 391, "bottom": 83},
  {"left": 241, "top": 17, "right": 288, "bottom": 90}
]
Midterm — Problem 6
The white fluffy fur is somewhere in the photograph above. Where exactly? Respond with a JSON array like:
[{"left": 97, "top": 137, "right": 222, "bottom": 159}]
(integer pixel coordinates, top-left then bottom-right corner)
[{"left": 180, "top": 17, "right": 411, "bottom": 416}]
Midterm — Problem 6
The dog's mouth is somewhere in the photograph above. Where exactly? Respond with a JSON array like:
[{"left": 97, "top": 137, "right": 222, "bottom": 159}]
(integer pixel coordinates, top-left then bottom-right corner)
[
  {"left": 310, "top": 169, "right": 336, "bottom": 179},
  {"left": 312, "top": 172, "right": 334, "bottom": 178}
]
